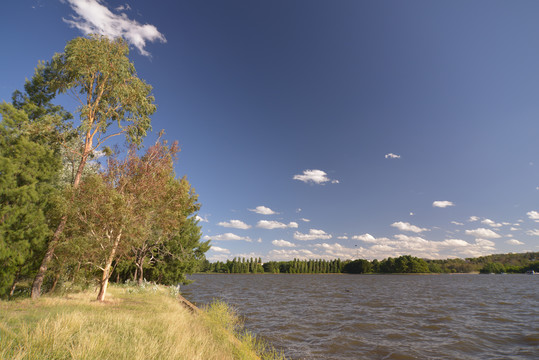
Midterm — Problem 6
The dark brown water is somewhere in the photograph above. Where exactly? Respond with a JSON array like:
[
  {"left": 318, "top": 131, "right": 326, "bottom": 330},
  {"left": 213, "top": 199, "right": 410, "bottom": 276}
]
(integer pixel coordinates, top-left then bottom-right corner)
[{"left": 181, "top": 274, "right": 539, "bottom": 359}]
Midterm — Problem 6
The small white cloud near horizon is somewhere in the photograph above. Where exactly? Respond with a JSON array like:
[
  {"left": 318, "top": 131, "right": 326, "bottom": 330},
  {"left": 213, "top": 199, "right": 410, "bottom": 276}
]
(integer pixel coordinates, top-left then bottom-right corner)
[
  {"left": 63, "top": 0, "right": 166, "bottom": 56},
  {"left": 293, "top": 169, "right": 339, "bottom": 185},
  {"left": 433, "top": 201, "right": 454, "bottom": 208},
  {"left": 391, "top": 221, "right": 429, "bottom": 233},
  {"left": 257, "top": 220, "right": 298, "bottom": 230},
  {"left": 506, "top": 239, "right": 524, "bottom": 245},
  {"left": 465, "top": 228, "right": 501, "bottom": 239},
  {"left": 210, "top": 246, "right": 230, "bottom": 254},
  {"left": 204, "top": 233, "right": 252, "bottom": 242},
  {"left": 272, "top": 240, "right": 296, "bottom": 247},
  {"left": 385, "top": 153, "right": 401, "bottom": 159},
  {"left": 294, "top": 229, "right": 332, "bottom": 241},
  {"left": 249, "top": 206, "right": 278, "bottom": 215},
  {"left": 217, "top": 220, "right": 251, "bottom": 229}
]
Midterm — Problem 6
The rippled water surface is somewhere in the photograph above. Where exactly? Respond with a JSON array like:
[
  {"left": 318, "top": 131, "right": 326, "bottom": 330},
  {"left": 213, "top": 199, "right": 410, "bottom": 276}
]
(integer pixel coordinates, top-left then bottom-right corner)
[{"left": 182, "top": 274, "right": 538, "bottom": 359}]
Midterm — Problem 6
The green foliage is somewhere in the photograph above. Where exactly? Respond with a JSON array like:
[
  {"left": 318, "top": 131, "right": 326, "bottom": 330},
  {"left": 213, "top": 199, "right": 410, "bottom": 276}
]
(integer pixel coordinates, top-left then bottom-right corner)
[
  {"left": 343, "top": 259, "right": 372, "bottom": 274},
  {"left": 204, "top": 252, "right": 539, "bottom": 275},
  {"left": 0, "top": 103, "right": 64, "bottom": 298},
  {"left": 51, "top": 34, "right": 155, "bottom": 148},
  {"left": 480, "top": 262, "right": 506, "bottom": 274}
]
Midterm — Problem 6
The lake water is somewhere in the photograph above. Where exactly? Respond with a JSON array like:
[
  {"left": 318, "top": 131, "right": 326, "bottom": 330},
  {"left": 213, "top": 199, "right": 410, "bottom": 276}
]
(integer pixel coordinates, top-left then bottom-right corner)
[{"left": 181, "top": 274, "right": 538, "bottom": 359}]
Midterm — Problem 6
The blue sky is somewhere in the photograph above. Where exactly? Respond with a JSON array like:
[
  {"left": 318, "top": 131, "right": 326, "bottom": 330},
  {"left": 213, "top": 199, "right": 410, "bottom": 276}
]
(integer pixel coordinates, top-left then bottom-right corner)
[{"left": 2, "top": 0, "right": 539, "bottom": 261}]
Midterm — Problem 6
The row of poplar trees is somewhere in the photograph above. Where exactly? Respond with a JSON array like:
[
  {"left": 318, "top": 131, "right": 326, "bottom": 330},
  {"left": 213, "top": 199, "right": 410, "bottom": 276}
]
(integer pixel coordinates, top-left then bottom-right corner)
[{"left": 0, "top": 35, "right": 210, "bottom": 301}]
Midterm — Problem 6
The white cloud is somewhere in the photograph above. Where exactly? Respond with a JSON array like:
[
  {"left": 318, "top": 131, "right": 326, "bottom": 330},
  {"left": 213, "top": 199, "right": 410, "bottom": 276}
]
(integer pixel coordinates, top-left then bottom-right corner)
[
  {"left": 195, "top": 215, "right": 209, "bottom": 223},
  {"left": 205, "top": 233, "right": 252, "bottom": 242},
  {"left": 385, "top": 153, "right": 401, "bottom": 159},
  {"left": 267, "top": 249, "right": 315, "bottom": 261},
  {"left": 481, "top": 219, "right": 502, "bottom": 228},
  {"left": 63, "top": 0, "right": 166, "bottom": 56},
  {"left": 272, "top": 240, "right": 296, "bottom": 247},
  {"left": 526, "top": 229, "right": 539, "bottom": 236},
  {"left": 527, "top": 211, "right": 539, "bottom": 221},
  {"left": 465, "top": 228, "right": 501, "bottom": 239},
  {"left": 451, "top": 221, "right": 464, "bottom": 226},
  {"left": 394, "top": 234, "right": 430, "bottom": 246},
  {"left": 440, "top": 239, "right": 470, "bottom": 247},
  {"left": 210, "top": 246, "right": 230, "bottom": 254},
  {"left": 475, "top": 238, "right": 496, "bottom": 247},
  {"left": 301, "top": 218, "right": 310, "bottom": 222},
  {"left": 249, "top": 206, "right": 278, "bottom": 215},
  {"left": 433, "top": 201, "right": 454, "bottom": 208},
  {"left": 352, "top": 233, "right": 378, "bottom": 243},
  {"left": 294, "top": 229, "right": 332, "bottom": 241},
  {"left": 217, "top": 219, "right": 251, "bottom": 229},
  {"left": 257, "top": 220, "right": 298, "bottom": 229},
  {"left": 391, "top": 221, "right": 429, "bottom": 233},
  {"left": 115, "top": 3, "right": 131, "bottom": 12},
  {"left": 337, "top": 236, "right": 349, "bottom": 240},
  {"left": 293, "top": 169, "right": 338, "bottom": 185},
  {"left": 506, "top": 239, "right": 524, "bottom": 245},
  {"left": 468, "top": 216, "right": 480, "bottom": 222}
]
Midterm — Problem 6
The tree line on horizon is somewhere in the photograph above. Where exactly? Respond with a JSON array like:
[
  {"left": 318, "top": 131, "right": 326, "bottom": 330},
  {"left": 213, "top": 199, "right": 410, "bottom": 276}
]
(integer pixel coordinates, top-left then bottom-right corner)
[
  {"left": 0, "top": 35, "right": 209, "bottom": 301},
  {"left": 201, "top": 252, "right": 539, "bottom": 275}
]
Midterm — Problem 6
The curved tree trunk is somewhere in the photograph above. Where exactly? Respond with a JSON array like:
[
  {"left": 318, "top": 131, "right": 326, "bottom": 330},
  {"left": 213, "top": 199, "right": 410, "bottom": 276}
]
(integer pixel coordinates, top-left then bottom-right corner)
[
  {"left": 31, "top": 214, "right": 67, "bottom": 299},
  {"left": 97, "top": 230, "right": 122, "bottom": 302}
]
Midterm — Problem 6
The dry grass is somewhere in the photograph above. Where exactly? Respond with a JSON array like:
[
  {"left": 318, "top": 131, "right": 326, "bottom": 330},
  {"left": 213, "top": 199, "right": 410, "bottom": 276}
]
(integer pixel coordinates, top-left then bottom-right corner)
[{"left": 0, "top": 284, "right": 284, "bottom": 360}]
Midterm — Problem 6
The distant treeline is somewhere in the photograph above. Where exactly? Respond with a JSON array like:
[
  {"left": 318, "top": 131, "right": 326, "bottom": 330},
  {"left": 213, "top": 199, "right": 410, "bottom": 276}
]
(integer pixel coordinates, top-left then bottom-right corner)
[{"left": 201, "top": 252, "right": 539, "bottom": 274}]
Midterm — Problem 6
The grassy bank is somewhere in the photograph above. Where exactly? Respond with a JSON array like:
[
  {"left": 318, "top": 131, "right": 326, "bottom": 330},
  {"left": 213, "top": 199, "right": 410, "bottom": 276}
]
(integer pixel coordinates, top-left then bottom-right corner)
[{"left": 0, "top": 284, "right": 285, "bottom": 360}]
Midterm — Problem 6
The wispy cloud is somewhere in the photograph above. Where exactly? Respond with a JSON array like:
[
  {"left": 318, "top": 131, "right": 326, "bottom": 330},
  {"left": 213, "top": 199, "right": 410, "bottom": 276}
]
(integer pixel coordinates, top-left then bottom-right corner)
[
  {"left": 63, "top": 0, "right": 166, "bottom": 56},
  {"left": 465, "top": 228, "right": 501, "bottom": 239},
  {"left": 294, "top": 229, "right": 332, "bottom": 241},
  {"left": 293, "top": 169, "right": 339, "bottom": 184},
  {"left": 385, "top": 153, "right": 401, "bottom": 159},
  {"left": 391, "top": 221, "right": 429, "bottom": 233},
  {"left": 210, "top": 246, "right": 230, "bottom": 254},
  {"left": 249, "top": 206, "right": 278, "bottom": 215},
  {"left": 115, "top": 3, "right": 131, "bottom": 12},
  {"left": 195, "top": 215, "right": 209, "bottom": 223},
  {"left": 272, "top": 240, "right": 296, "bottom": 247},
  {"left": 257, "top": 220, "right": 298, "bottom": 229},
  {"left": 217, "top": 219, "right": 251, "bottom": 229},
  {"left": 205, "top": 233, "right": 252, "bottom": 242},
  {"left": 433, "top": 201, "right": 454, "bottom": 208},
  {"left": 506, "top": 239, "right": 524, "bottom": 245}
]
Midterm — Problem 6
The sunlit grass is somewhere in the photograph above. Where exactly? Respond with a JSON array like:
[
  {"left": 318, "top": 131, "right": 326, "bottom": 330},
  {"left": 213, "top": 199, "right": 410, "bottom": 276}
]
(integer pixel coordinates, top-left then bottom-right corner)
[{"left": 0, "top": 284, "right": 286, "bottom": 360}]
